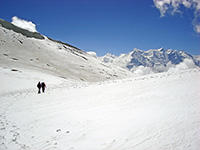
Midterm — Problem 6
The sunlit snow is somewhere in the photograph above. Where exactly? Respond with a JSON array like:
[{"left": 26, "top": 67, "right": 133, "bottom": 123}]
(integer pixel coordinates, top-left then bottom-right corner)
[{"left": 0, "top": 19, "right": 200, "bottom": 150}]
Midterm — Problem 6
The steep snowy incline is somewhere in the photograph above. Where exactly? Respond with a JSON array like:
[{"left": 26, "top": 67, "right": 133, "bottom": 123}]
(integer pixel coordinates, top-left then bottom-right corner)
[
  {"left": 0, "top": 68, "right": 199, "bottom": 150},
  {"left": 0, "top": 19, "right": 133, "bottom": 82}
]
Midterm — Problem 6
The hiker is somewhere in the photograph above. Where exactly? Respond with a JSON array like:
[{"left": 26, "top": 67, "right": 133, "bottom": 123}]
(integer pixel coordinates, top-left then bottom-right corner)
[
  {"left": 41, "top": 82, "right": 46, "bottom": 93},
  {"left": 37, "top": 82, "right": 41, "bottom": 94}
]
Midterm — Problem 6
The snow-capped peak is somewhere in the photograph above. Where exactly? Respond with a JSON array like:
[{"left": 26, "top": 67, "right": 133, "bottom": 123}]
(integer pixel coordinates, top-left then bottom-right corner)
[
  {"left": 100, "top": 48, "right": 199, "bottom": 74},
  {"left": 158, "top": 47, "right": 164, "bottom": 51}
]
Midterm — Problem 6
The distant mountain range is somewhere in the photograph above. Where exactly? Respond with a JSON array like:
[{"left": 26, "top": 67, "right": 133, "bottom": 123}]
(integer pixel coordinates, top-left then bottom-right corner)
[{"left": 99, "top": 48, "right": 200, "bottom": 73}]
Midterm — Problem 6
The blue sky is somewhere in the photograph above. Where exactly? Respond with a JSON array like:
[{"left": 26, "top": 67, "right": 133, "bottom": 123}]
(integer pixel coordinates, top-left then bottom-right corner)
[{"left": 0, "top": 0, "right": 199, "bottom": 56}]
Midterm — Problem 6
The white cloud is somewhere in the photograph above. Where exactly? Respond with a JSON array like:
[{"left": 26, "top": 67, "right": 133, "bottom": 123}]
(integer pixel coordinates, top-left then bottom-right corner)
[
  {"left": 153, "top": 0, "right": 200, "bottom": 33},
  {"left": 11, "top": 16, "right": 37, "bottom": 32},
  {"left": 87, "top": 51, "right": 97, "bottom": 58},
  {"left": 132, "top": 66, "right": 154, "bottom": 75},
  {"left": 194, "top": 24, "right": 200, "bottom": 33},
  {"left": 133, "top": 59, "right": 196, "bottom": 75},
  {"left": 168, "top": 59, "right": 196, "bottom": 72},
  {"left": 153, "top": 0, "right": 171, "bottom": 17}
]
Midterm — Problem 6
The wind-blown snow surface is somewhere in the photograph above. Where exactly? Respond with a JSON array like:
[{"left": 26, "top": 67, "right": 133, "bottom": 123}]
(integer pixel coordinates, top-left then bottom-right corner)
[{"left": 0, "top": 68, "right": 200, "bottom": 150}]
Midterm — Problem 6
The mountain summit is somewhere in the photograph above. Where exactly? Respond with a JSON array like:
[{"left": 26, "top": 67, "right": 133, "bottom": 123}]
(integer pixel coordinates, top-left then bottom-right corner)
[{"left": 99, "top": 48, "right": 200, "bottom": 74}]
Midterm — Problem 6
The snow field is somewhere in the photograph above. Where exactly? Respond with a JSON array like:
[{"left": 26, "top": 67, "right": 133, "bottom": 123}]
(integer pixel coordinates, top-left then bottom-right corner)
[{"left": 0, "top": 68, "right": 200, "bottom": 150}]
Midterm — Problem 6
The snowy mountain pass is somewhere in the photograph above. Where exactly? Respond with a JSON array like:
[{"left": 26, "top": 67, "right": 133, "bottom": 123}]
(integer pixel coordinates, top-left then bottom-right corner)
[{"left": 0, "top": 68, "right": 199, "bottom": 150}]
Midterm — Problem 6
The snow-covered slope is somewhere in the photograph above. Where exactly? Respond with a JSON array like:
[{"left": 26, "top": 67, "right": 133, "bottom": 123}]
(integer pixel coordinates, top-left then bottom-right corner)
[
  {"left": 0, "top": 19, "right": 133, "bottom": 82},
  {"left": 0, "top": 17, "right": 200, "bottom": 150},
  {"left": 0, "top": 68, "right": 199, "bottom": 150},
  {"left": 0, "top": 18, "right": 200, "bottom": 150},
  {"left": 100, "top": 48, "right": 199, "bottom": 73}
]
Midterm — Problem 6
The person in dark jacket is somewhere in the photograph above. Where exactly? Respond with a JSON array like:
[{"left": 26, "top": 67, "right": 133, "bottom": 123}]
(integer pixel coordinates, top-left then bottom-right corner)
[
  {"left": 41, "top": 82, "right": 46, "bottom": 93},
  {"left": 37, "top": 82, "right": 41, "bottom": 94}
]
